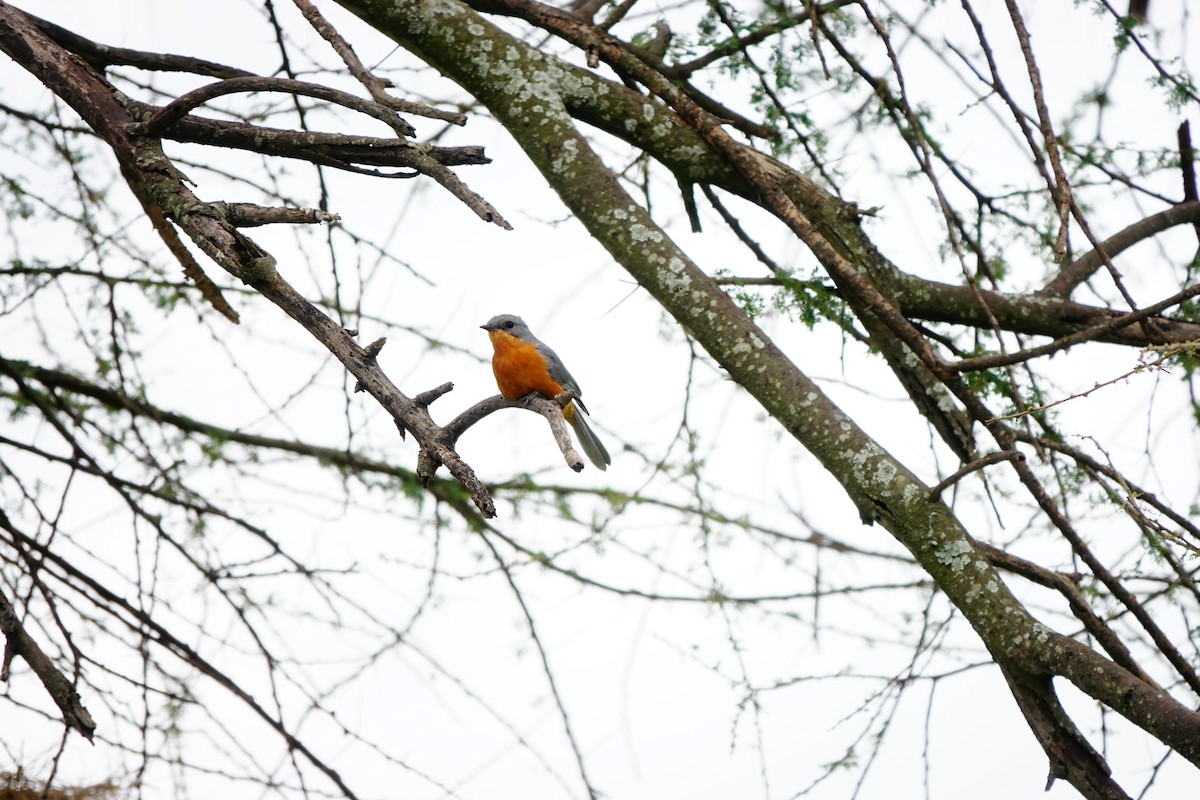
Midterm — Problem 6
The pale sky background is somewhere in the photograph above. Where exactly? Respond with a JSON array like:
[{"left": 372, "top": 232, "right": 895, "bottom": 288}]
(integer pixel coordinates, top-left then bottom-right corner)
[{"left": 2, "top": 2, "right": 1198, "bottom": 799}]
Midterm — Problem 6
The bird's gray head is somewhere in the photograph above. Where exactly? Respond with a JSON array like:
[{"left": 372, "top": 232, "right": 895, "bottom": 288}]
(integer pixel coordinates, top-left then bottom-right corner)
[{"left": 480, "top": 314, "right": 534, "bottom": 341}]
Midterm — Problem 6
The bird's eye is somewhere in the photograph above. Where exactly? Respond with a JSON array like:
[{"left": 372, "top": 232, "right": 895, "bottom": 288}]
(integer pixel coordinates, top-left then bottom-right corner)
[{"left": 504, "top": 320, "right": 514, "bottom": 329}]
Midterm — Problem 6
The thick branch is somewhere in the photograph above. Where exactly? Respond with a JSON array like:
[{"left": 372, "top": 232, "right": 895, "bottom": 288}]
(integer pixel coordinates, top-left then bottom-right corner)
[
  {"left": 31, "top": 12, "right": 254, "bottom": 78},
  {"left": 1041, "top": 201, "right": 1200, "bottom": 296},
  {"left": 339, "top": 0, "right": 1200, "bottom": 779},
  {"left": 140, "top": 75, "right": 417, "bottom": 138},
  {"left": 536, "top": 31, "right": 1200, "bottom": 348},
  {"left": 29, "top": 14, "right": 509, "bottom": 228},
  {"left": 0, "top": 2, "right": 499, "bottom": 516},
  {"left": 129, "top": 102, "right": 491, "bottom": 169},
  {"left": 1000, "top": 666, "right": 1129, "bottom": 798}
]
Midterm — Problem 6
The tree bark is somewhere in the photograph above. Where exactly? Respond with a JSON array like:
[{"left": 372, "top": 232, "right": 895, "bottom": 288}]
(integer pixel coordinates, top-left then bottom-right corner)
[{"left": 336, "top": 2, "right": 1200, "bottom": 794}]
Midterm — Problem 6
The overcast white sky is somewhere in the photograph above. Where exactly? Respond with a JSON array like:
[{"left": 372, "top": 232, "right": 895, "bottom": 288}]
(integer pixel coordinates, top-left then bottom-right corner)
[{"left": 3, "top": 2, "right": 1199, "bottom": 798}]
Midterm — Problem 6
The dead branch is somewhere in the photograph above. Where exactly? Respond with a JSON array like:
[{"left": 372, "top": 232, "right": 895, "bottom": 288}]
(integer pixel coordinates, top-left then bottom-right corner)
[{"left": 0, "top": 575, "right": 95, "bottom": 742}]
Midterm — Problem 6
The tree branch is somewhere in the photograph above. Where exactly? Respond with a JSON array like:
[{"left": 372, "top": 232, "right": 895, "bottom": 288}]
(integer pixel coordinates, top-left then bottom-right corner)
[
  {"left": 1041, "top": 201, "right": 1200, "bottom": 296},
  {"left": 0, "top": 0, "right": 500, "bottom": 516},
  {"left": 0, "top": 575, "right": 95, "bottom": 742},
  {"left": 140, "top": 75, "right": 417, "bottom": 138},
  {"left": 291, "top": 0, "right": 467, "bottom": 125},
  {"left": 338, "top": 2, "right": 1200, "bottom": 786}
]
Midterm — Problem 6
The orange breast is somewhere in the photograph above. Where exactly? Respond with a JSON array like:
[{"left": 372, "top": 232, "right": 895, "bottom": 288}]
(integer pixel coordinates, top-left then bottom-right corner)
[{"left": 488, "top": 330, "right": 565, "bottom": 402}]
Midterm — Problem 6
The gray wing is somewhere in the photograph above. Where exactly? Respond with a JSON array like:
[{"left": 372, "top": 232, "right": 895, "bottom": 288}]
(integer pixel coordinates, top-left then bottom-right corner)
[{"left": 534, "top": 340, "right": 589, "bottom": 414}]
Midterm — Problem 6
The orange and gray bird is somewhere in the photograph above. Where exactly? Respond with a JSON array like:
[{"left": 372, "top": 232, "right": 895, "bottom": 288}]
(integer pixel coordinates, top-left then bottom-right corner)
[{"left": 481, "top": 314, "right": 611, "bottom": 470}]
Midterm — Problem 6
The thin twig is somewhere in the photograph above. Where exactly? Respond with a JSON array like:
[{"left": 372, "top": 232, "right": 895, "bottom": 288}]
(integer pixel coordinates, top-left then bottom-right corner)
[
  {"left": 926, "top": 451, "right": 1023, "bottom": 499},
  {"left": 951, "top": 281, "right": 1200, "bottom": 372},
  {"left": 290, "top": 0, "right": 466, "bottom": 125},
  {"left": 140, "top": 75, "right": 416, "bottom": 137}
]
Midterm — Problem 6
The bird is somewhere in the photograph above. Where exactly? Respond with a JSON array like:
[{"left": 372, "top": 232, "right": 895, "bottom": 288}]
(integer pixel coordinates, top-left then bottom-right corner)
[{"left": 480, "top": 314, "right": 611, "bottom": 470}]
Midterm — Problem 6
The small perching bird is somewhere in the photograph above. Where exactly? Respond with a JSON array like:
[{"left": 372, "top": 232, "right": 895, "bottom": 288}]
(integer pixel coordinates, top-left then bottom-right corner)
[{"left": 481, "top": 314, "right": 611, "bottom": 470}]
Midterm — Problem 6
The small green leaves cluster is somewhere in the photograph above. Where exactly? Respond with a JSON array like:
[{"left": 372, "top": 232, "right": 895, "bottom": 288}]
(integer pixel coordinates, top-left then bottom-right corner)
[
  {"left": 0, "top": 176, "right": 35, "bottom": 220},
  {"left": 772, "top": 275, "right": 854, "bottom": 333}
]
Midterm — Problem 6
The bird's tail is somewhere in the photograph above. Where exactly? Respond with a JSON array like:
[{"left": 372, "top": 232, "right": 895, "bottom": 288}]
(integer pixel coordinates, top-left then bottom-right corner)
[{"left": 566, "top": 403, "right": 611, "bottom": 471}]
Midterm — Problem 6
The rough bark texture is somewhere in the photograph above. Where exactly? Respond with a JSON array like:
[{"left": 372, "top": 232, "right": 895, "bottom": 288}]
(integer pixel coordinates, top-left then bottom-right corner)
[{"left": 337, "top": 1, "right": 1200, "bottom": 795}]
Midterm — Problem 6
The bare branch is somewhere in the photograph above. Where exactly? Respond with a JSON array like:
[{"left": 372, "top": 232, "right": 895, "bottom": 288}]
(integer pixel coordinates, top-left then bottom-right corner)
[
  {"left": 291, "top": 0, "right": 467, "bottom": 125},
  {"left": 1041, "top": 201, "right": 1200, "bottom": 296},
  {"left": 0, "top": 575, "right": 95, "bottom": 742},
  {"left": 219, "top": 202, "right": 340, "bottom": 227},
  {"left": 926, "top": 450, "right": 1023, "bottom": 499},
  {"left": 446, "top": 393, "right": 585, "bottom": 472},
  {"left": 140, "top": 75, "right": 417, "bottom": 137}
]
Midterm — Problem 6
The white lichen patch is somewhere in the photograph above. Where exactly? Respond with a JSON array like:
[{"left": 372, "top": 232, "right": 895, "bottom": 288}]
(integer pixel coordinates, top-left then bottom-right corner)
[
  {"left": 672, "top": 145, "right": 706, "bottom": 161},
  {"left": 418, "top": 0, "right": 463, "bottom": 22},
  {"left": 933, "top": 539, "right": 973, "bottom": 572},
  {"left": 659, "top": 256, "right": 692, "bottom": 293},
  {"left": 849, "top": 441, "right": 883, "bottom": 472},
  {"left": 550, "top": 139, "right": 578, "bottom": 173},
  {"left": 629, "top": 223, "right": 664, "bottom": 244}
]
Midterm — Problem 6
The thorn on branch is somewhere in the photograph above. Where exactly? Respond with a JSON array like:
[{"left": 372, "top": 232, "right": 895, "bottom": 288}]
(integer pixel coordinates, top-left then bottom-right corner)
[
  {"left": 363, "top": 337, "right": 387, "bottom": 359},
  {"left": 414, "top": 382, "right": 455, "bottom": 407},
  {"left": 354, "top": 338, "right": 386, "bottom": 393}
]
